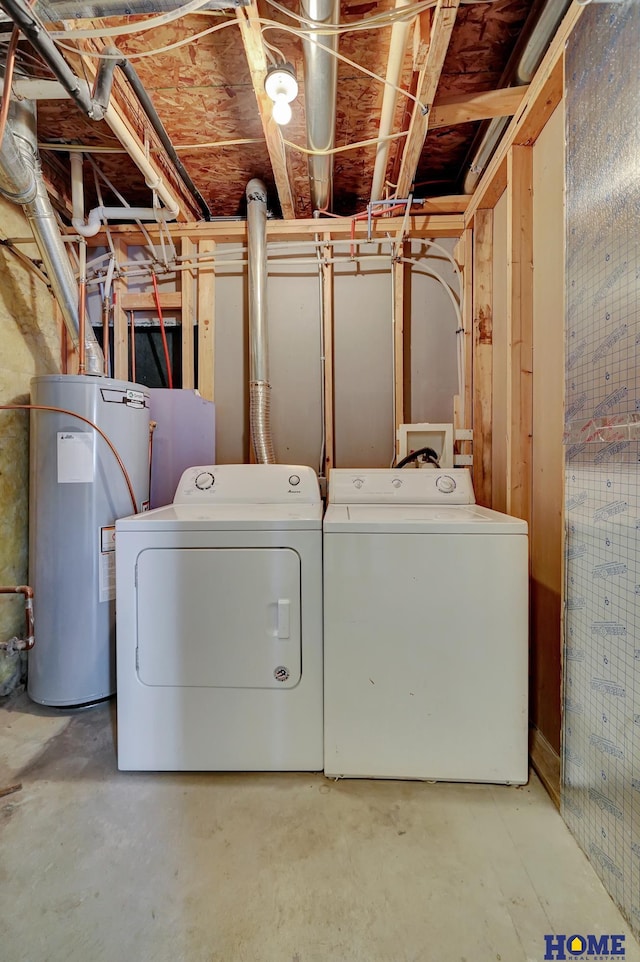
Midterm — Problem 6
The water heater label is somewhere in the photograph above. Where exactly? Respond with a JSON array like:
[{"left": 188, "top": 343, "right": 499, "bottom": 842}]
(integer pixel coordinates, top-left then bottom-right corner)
[
  {"left": 57, "top": 432, "right": 94, "bottom": 483},
  {"left": 99, "top": 525, "right": 116, "bottom": 603}
]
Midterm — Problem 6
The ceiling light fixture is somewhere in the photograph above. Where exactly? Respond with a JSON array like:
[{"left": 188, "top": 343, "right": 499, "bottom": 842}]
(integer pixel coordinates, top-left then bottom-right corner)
[{"left": 264, "top": 64, "right": 298, "bottom": 126}]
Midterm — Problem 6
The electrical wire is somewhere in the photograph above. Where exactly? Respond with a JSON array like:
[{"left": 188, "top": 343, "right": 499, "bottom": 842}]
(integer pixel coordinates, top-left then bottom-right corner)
[
  {"left": 48, "top": 0, "right": 218, "bottom": 39},
  {"left": 261, "top": 21, "right": 427, "bottom": 113},
  {"left": 50, "top": 13, "right": 424, "bottom": 119},
  {"left": 0, "top": 404, "right": 139, "bottom": 513},
  {"left": 262, "top": 36, "right": 287, "bottom": 65},
  {"left": 265, "top": 0, "right": 436, "bottom": 34},
  {"left": 283, "top": 129, "right": 408, "bottom": 157},
  {"left": 52, "top": 19, "right": 238, "bottom": 60},
  {"left": 399, "top": 255, "right": 464, "bottom": 406}
]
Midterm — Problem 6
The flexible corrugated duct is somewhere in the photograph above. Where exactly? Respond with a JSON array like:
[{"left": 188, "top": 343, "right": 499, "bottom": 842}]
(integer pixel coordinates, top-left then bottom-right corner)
[
  {"left": 246, "top": 178, "right": 276, "bottom": 463},
  {"left": 302, "top": 0, "right": 339, "bottom": 212},
  {"left": 0, "top": 99, "right": 104, "bottom": 375}
]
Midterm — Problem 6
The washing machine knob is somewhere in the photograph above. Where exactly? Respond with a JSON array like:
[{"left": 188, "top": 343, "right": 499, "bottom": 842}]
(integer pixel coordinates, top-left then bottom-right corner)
[
  {"left": 289, "top": 474, "right": 301, "bottom": 486},
  {"left": 436, "top": 475, "right": 456, "bottom": 494},
  {"left": 392, "top": 478, "right": 402, "bottom": 488},
  {"left": 195, "top": 471, "right": 215, "bottom": 490},
  {"left": 353, "top": 478, "right": 364, "bottom": 489}
]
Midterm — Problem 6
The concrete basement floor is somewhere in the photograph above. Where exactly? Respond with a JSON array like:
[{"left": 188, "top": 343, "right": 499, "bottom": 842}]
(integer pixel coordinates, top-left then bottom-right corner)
[{"left": 1, "top": 693, "right": 639, "bottom": 962}]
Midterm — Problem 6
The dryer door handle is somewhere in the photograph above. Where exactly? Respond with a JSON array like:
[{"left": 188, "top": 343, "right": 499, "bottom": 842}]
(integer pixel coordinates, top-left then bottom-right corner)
[{"left": 277, "top": 599, "right": 291, "bottom": 639}]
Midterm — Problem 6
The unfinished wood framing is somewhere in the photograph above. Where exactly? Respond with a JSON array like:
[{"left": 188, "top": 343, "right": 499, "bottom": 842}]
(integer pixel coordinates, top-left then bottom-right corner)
[
  {"left": 395, "top": 0, "right": 461, "bottom": 199},
  {"left": 120, "top": 292, "right": 182, "bottom": 312},
  {"left": 505, "top": 146, "right": 533, "bottom": 525},
  {"left": 322, "top": 233, "right": 335, "bottom": 476},
  {"left": 472, "top": 210, "right": 493, "bottom": 507},
  {"left": 197, "top": 239, "right": 216, "bottom": 402},
  {"left": 465, "top": 1, "right": 584, "bottom": 226},
  {"left": 236, "top": 1, "right": 296, "bottom": 219},
  {"left": 462, "top": 228, "right": 473, "bottom": 437},
  {"left": 90, "top": 213, "right": 465, "bottom": 249},
  {"left": 430, "top": 86, "right": 529, "bottom": 131},
  {"left": 180, "top": 237, "right": 196, "bottom": 391}
]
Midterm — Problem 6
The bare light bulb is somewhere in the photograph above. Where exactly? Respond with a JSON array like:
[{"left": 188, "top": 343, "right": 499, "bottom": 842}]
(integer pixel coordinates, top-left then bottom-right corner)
[{"left": 272, "top": 94, "right": 292, "bottom": 126}]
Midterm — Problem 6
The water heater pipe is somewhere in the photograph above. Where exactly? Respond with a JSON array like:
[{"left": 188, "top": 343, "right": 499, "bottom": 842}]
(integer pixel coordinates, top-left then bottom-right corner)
[
  {"left": 0, "top": 585, "right": 34, "bottom": 652},
  {"left": 246, "top": 179, "right": 276, "bottom": 463},
  {"left": 0, "top": 404, "right": 138, "bottom": 513}
]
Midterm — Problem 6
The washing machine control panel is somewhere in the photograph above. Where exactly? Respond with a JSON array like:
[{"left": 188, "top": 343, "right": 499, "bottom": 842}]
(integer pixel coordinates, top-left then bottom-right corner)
[
  {"left": 329, "top": 468, "right": 475, "bottom": 505},
  {"left": 174, "top": 464, "right": 321, "bottom": 504}
]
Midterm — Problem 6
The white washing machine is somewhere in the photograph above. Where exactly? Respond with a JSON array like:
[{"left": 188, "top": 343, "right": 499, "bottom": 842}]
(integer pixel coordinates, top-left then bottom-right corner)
[
  {"left": 323, "top": 468, "right": 528, "bottom": 783},
  {"left": 115, "top": 464, "right": 323, "bottom": 771}
]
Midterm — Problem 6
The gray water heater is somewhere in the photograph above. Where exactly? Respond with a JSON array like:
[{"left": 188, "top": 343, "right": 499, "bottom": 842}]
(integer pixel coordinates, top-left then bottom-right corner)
[{"left": 29, "top": 375, "right": 150, "bottom": 707}]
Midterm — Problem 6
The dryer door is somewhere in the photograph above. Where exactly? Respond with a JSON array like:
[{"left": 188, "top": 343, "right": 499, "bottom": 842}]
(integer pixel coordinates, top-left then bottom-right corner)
[{"left": 135, "top": 547, "right": 301, "bottom": 688}]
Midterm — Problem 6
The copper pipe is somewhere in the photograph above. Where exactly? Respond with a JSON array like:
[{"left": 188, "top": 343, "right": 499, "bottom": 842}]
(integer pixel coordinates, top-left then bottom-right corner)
[
  {"left": 0, "top": 585, "right": 34, "bottom": 651},
  {"left": 0, "top": 28, "right": 20, "bottom": 150},
  {"left": 0, "top": 0, "right": 37, "bottom": 150},
  {"left": 0, "top": 403, "right": 138, "bottom": 513}
]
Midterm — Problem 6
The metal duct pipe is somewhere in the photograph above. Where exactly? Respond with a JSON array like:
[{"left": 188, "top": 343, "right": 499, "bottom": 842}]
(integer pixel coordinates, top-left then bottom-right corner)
[
  {"left": 0, "top": 100, "right": 104, "bottom": 375},
  {"left": 246, "top": 179, "right": 275, "bottom": 464},
  {"left": 0, "top": 0, "right": 201, "bottom": 219},
  {"left": 302, "top": 0, "right": 339, "bottom": 212},
  {"left": 463, "top": 0, "right": 571, "bottom": 194}
]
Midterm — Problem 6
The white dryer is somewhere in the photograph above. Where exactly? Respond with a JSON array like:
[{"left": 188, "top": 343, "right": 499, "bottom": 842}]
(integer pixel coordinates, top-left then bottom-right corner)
[
  {"left": 323, "top": 468, "right": 528, "bottom": 783},
  {"left": 115, "top": 464, "right": 323, "bottom": 771}
]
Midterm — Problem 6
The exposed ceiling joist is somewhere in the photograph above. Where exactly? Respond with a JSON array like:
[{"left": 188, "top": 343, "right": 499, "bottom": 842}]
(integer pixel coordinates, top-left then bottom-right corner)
[
  {"left": 430, "top": 85, "right": 530, "bottom": 131},
  {"left": 236, "top": 0, "right": 297, "bottom": 218},
  {"left": 64, "top": 35, "right": 197, "bottom": 220},
  {"left": 395, "top": 0, "right": 461, "bottom": 200}
]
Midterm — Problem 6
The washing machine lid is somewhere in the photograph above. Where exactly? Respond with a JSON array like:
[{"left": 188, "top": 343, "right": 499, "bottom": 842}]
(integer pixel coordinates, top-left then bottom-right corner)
[
  {"left": 323, "top": 503, "right": 527, "bottom": 534},
  {"left": 117, "top": 502, "right": 323, "bottom": 531}
]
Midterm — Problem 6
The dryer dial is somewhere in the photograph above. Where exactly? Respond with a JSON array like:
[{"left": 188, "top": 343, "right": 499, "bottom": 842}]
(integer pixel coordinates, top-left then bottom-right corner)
[{"left": 195, "top": 471, "right": 215, "bottom": 490}]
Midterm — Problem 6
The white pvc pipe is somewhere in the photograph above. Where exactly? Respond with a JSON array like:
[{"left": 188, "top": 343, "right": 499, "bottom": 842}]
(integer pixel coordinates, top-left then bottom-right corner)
[
  {"left": 370, "top": 0, "right": 412, "bottom": 202},
  {"left": 104, "top": 105, "right": 180, "bottom": 219},
  {"left": 71, "top": 148, "right": 178, "bottom": 237}
]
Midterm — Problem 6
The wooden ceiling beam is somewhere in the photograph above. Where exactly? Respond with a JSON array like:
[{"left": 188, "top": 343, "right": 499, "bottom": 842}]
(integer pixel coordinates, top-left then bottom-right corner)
[
  {"left": 395, "top": 0, "right": 461, "bottom": 200},
  {"left": 464, "top": 0, "right": 585, "bottom": 225},
  {"left": 65, "top": 34, "right": 197, "bottom": 221},
  {"left": 430, "top": 85, "right": 530, "bottom": 130},
  {"left": 236, "top": 1, "right": 297, "bottom": 219},
  {"left": 87, "top": 213, "right": 465, "bottom": 246}
]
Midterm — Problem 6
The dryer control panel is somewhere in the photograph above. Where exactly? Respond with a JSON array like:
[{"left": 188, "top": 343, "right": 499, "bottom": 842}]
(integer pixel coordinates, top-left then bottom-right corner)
[
  {"left": 174, "top": 464, "right": 321, "bottom": 504},
  {"left": 328, "top": 468, "right": 476, "bottom": 505}
]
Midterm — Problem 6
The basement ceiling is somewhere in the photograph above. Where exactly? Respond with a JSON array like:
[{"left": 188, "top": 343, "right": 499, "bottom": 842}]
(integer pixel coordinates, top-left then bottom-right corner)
[{"left": 2, "top": 0, "right": 554, "bottom": 220}]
